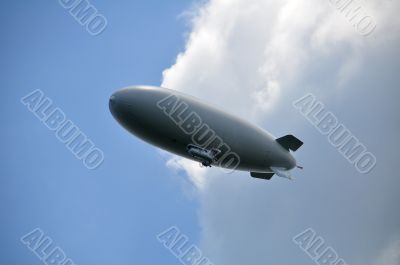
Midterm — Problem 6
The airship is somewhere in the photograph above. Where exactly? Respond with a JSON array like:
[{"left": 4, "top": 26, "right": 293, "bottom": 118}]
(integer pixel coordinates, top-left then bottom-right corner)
[{"left": 109, "top": 86, "right": 303, "bottom": 180}]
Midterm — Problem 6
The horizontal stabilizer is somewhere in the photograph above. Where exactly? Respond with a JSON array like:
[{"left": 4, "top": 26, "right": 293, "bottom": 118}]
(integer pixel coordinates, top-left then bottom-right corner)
[
  {"left": 276, "top": 135, "right": 303, "bottom": 151},
  {"left": 250, "top": 172, "right": 274, "bottom": 180}
]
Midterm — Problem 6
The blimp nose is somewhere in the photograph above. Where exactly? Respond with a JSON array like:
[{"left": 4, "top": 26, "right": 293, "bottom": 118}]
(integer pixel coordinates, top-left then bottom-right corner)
[
  {"left": 109, "top": 90, "right": 130, "bottom": 120},
  {"left": 109, "top": 91, "right": 119, "bottom": 116},
  {"left": 109, "top": 94, "right": 116, "bottom": 106}
]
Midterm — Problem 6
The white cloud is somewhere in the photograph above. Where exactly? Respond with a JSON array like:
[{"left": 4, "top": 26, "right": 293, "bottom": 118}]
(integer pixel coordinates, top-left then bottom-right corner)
[
  {"left": 165, "top": 154, "right": 208, "bottom": 190},
  {"left": 160, "top": 0, "right": 400, "bottom": 264}
]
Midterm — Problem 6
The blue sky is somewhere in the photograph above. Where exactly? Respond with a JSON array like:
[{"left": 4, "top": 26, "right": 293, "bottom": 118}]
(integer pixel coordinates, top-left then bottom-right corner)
[
  {"left": 2, "top": 1, "right": 400, "bottom": 265},
  {"left": 1, "top": 1, "right": 201, "bottom": 265}
]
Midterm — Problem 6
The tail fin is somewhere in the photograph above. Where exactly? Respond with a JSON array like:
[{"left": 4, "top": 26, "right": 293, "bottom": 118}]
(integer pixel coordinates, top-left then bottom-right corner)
[{"left": 276, "top": 135, "right": 303, "bottom": 151}]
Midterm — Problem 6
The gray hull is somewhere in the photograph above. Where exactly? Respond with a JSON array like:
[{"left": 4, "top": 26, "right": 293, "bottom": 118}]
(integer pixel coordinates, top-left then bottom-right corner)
[{"left": 109, "top": 86, "right": 297, "bottom": 174}]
